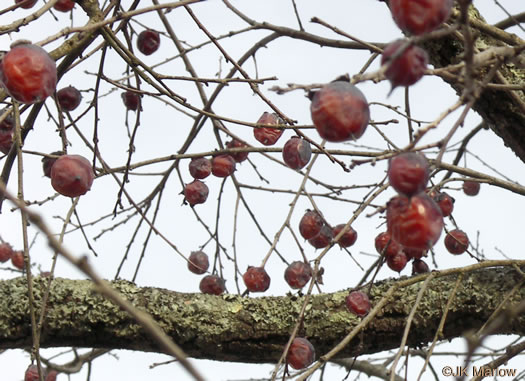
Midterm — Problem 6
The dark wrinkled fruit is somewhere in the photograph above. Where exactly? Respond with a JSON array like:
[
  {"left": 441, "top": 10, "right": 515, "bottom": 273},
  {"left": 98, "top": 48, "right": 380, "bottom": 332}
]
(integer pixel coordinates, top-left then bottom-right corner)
[
  {"left": 386, "top": 250, "right": 408, "bottom": 272},
  {"left": 374, "top": 231, "right": 402, "bottom": 257},
  {"left": 53, "top": 0, "right": 75, "bottom": 12},
  {"left": 51, "top": 154, "right": 94, "bottom": 197},
  {"left": 432, "top": 191, "right": 454, "bottom": 217},
  {"left": 15, "top": 0, "right": 37, "bottom": 9},
  {"left": 345, "top": 290, "right": 371, "bottom": 316},
  {"left": 333, "top": 224, "right": 358, "bottom": 248},
  {"left": 184, "top": 180, "right": 209, "bottom": 206},
  {"left": 11, "top": 250, "right": 25, "bottom": 270},
  {"left": 463, "top": 180, "right": 480, "bottom": 196},
  {"left": 42, "top": 151, "right": 64, "bottom": 178},
  {"left": 444, "top": 229, "right": 469, "bottom": 255},
  {"left": 388, "top": 152, "right": 429, "bottom": 196},
  {"left": 122, "top": 91, "right": 140, "bottom": 111},
  {"left": 187, "top": 251, "right": 209, "bottom": 275},
  {"left": 211, "top": 154, "right": 236, "bottom": 177},
  {"left": 287, "top": 337, "right": 315, "bottom": 370},
  {"left": 254, "top": 112, "right": 284, "bottom": 146},
  {"left": 284, "top": 261, "right": 312, "bottom": 289},
  {"left": 389, "top": 0, "right": 453, "bottom": 35},
  {"left": 243, "top": 266, "right": 270, "bottom": 292},
  {"left": 188, "top": 157, "right": 212, "bottom": 179},
  {"left": 412, "top": 259, "right": 429, "bottom": 274},
  {"left": 308, "top": 224, "right": 333, "bottom": 249},
  {"left": 199, "top": 275, "right": 226, "bottom": 295},
  {"left": 381, "top": 40, "right": 428, "bottom": 89},
  {"left": 0, "top": 126, "right": 14, "bottom": 154},
  {"left": 0, "top": 243, "right": 13, "bottom": 263},
  {"left": 56, "top": 86, "right": 82, "bottom": 111},
  {"left": 282, "top": 137, "right": 312, "bottom": 170},
  {"left": 299, "top": 210, "right": 324, "bottom": 240},
  {"left": 226, "top": 139, "right": 249, "bottom": 163},
  {"left": 310, "top": 81, "right": 370, "bottom": 142},
  {"left": 137, "top": 30, "right": 161, "bottom": 55},
  {"left": 0, "top": 43, "right": 57, "bottom": 104}
]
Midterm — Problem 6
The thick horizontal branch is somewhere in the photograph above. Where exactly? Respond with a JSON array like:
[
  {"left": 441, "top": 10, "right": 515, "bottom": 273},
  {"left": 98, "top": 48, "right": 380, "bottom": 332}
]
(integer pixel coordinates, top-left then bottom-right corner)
[{"left": 0, "top": 265, "right": 524, "bottom": 363}]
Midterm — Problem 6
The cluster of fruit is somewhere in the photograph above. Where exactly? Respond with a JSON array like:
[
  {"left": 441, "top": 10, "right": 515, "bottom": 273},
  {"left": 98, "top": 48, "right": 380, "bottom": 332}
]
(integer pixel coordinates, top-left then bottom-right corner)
[
  {"left": 0, "top": 242, "right": 26, "bottom": 270},
  {"left": 25, "top": 364, "right": 58, "bottom": 381},
  {"left": 15, "top": 0, "right": 75, "bottom": 12}
]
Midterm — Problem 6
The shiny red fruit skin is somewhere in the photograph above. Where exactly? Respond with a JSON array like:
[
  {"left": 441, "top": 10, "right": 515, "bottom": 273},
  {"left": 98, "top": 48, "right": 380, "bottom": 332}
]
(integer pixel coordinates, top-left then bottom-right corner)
[
  {"left": 381, "top": 40, "right": 428, "bottom": 88},
  {"left": 432, "top": 191, "right": 454, "bottom": 217},
  {"left": 287, "top": 337, "right": 315, "bottom": 370},
  {"left": 53, "top": 0, "right": 74, "bottom": 12},
  {"left": 445, "top": 229, "right": 469, "bottom": 254},
  {"left": 284, "top": 261, "right": 312, "bottom": 289},
  {"left": 188, "top": 157, "right": 211, "bottom": 179},
  {"left": 412, "top": 259, "right": 429, "bottom": 274},
  {"left": 199, "top": 275, "right": 226, "bottom": 295},
  {"left": 226, "top": 139, "right": 249, "bottom": 163},
  {"left": 15, "top": 0, "right": 38, "bottom": 9},
  {"left": 387, "top": 193, "right": 444, "bottom": 250},
  {"left": 11, "top": 250, "right": 25, "bottom": 270},
  {"left": 56, "top": 86, "right": 82, "bottom": 111},
  {"left": 243, "top": 266, "right": 270, "bottom": 292},
  {"left": 299, "top": 210, "right": 324, "bottom": 240},
  {"left": 282, "top": 137, "right": 312, "bottom": 170},
  {"left": 374, "top": 231, "right": 402, "bottom": 257},
  {"left": 463, "top": 180, "right": 480, "bottom": 196},
  {"left": 211, "top": 154, "right": 236, "bottom": 177},
  {"left": 254, "top": 112, "right": 284, "bottom": 146},
  {"left": 51, "top": 155, "right": 94, "bottom": 197},
  {"left": 184, "top": 180, "right": 209, "bottom": 206},
  {"left": 122, "top": 91, "right": 140, "bottom": 111},
  {"left": 308, "top": 224, "right": 333, "bottom": 249},
  {"left": 389, "top": 0, "right": 453, "bottom": 35},
  {"left": 345, "top": 290, "right": 371, "bottom": 316},
  {"left": 386, "top": 250, "right": 408, "bottom": 272},
  {"left": 42, "top": 151, "right": 64, "bottom": 178},
  {"left": 333, "top": 224, "right": 357, "bottom": 248},
  {"left": 310, "top": 81, "right": 370, "bottom": 142},
  {"left": 137, "top": 30, "right": 161, "bottom": 55},
  {"left": 0, "top": 43, "right": 57, "bottom": 104},
  {"left": 188, "top": 251, "right": 209, "bottom": 274},
  {"left": 0, "top": 243, "right": 13, "bottom": 263},
  {"left": 388, "top": 152, "right": 429, "bottom": 197}
]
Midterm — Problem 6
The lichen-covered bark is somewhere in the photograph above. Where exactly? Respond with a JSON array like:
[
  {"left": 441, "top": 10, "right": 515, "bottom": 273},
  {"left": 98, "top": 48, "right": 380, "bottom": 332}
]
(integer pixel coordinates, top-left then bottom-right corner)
[{"left": 0, "top": 267, "right": 523, "bottom": 363}]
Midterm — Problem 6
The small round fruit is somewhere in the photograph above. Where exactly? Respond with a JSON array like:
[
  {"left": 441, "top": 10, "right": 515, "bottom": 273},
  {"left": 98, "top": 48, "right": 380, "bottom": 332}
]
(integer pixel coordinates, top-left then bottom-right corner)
[
  {"left": 388, "top": 152, "right": 429, "bottom": 197},
  {"left": 403, "top": 247, "right": 425, "bottom": 260},
  {"left": 431, "top": 191, "right": 454, "bottom": 217},
  {"left": 199, "top": 275, "right": 226, "bottom": 295},
  {"left": 333, "top": 224, "right": 357, "bottom": 248},
  {"left": 15, "top": 0, "right": 37, "bottom": 9},
  {"left": 374, "top": 231, "right": 402, "bottom": 257},
  {"left": 137, "top": 30, "right": 160, "bottom": 55},
  {"left": 254, "top": 112, "right": 284, "bottom": 146},
  {"left": 226, "top": 139, "right": 249, "bottom": 163},
  {"left": 284, "top": 261, "right": 312, "bottom": 289},
  {"left": 25, "top": 364, "right": 39, "bottom": 381},
  {"left": 243, "top": 266, "right": 270, "bottom": 293},
  {"left": 345, "top": 290, "right": 371, "bottom": 316},
  {"left": 42, "top": 151, "right": 64, "bottom": 178},
  {"left": 389, "top": 0, "right": 453, "bottom": 35},
  {"left": 45, "top": 370, "right": 58, "bottom": 381},
  {"left": 188, "top": 157, "right": 211, "bottom": 179},
  {"left": 51, "top": 154, "right": 94, "bottom": 197},
  {"left": 287, "top": 337, "right": 315, "bottom": 370},
  {"left": 121, "top": 91, "right": 140, "bottom": 111},
  {"left": 53, "top": 0, "right": 74, "bottom": 12},
  {"left": 282, "top": 137, "right": 312, "bottom": 170},
  {"left": 0, "top": 243, "right": 13, "bottom": 263},
  {"left": 56, "top": 86, "right": 82, "bottom": 111},
  {"left": 184, "top": 180, "right": 209, "bottom": 206},
  {"left": 386, "top": 193, "right": 444, "bottom": 251},
  {"left": 386, "top": 250, "right": 408, "bottom": 272},
  {"left": 211, "top": 154, "right": 236, "bottom": 178},
  {"left": 308, "top": 224, "right": 333, "bottom": 249},
  {"left": 187, "top": 251, "right": 209, "bottom": 275},
  {"left": 299, "top": 210, "right": 324, "bottom": 240},
  {"left": 0, "top": 126, "right": 14, "bottom": 154},
  {"left": 444, "top": 229, "right": 469, "bottom": 255},
  {"left": 381, "top": 40, "right": 428, "bottom": 89},
  {"left": 11, "top": 250, "right": 25, "bottom": 270},
  {"left": 412, "top": 259, "right": 429, "bottom": 274},
  {"left": 310, "top": 81, "right": 370, "bottom": 142},
  {"left": 463, "top": 180, "right": 480, "bottom": 196},
  {"left": 0, "top": 43, "right": 57, "bottom": 104}
]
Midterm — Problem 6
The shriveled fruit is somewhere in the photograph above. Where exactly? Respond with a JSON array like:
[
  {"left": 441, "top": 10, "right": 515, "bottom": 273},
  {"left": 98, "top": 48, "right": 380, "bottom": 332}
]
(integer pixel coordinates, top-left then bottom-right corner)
[
  {"left": 187, "top": 251, "right": 209, "bottom": 275},
  {"left": 389, "top": 0, "right": 453, "bottom": 35},
  {"left": 282, "top": 137, "right": 312, "bottom": 170},
  {"left": 25, "top": 365, "right": 39, "bottom": 381},
  {"left": 0, "top": 125, "right": 14, "bottom": 154},
  {"left": 444, "top": 229, "right": 469, "bottom": 255},
  {"left": 386, "top": 193, "right": 444, "bottom": 250},
  {"left": 137, "top": 30, "right": 160, "bottom": 55},
  {"left": 254, "top": 112, "right": 284, "bottom": 146},
  {"left": 51, "top": 154, "right": 94, "bottom": 197},
  {"left": 199, "top": 274, "right": 226, "bottom": 295},
  {"left": 308, "top": 224, "right": 333, "bottom": 249},
  {"left": 56, "top": 86, "right": 82, "bottom": 111},
  {"left": 299, "top": 210, "right": 324, "bottom": 240},
  {"left": 188, "top": 157, "right": 211, "bottom": 179},
  {"left": 381, "top": 40, "right": 428, "bottom": 89},
  {"left": 333, "top": 224, "right": 357, "bottom": 248},
  {"left": 45, "top": 370, "right": 58, "bottom": 381},
  {"left": 463, "top": 180, "right": 480, "bottom": 196},
  {"left": 15, "top": 0, "right": 37, "bottom": 9},
  {"left": 184, "top": 180, "right": 209, "bottom": 206},
  {"left": 374, "top": 231, "right": 402, "bottom": 257},
  {"left": 310, "top": 81, "right": 370, "bottom": 142},
  {"left": 226, "top": 139, "right": 249, "bottom": 163},
  {"left": 53, "top": 0, "right": 75, "bottom": 12},
  {"left": 284, "top": 261, "right": 312, "bottom": 289},
  {"left": 431, "top": 191, "right": 454, "bottom": 217},
  {"left": 243, "top": 266, "right": 270, "bottom": 292},
  {"left": 0, "top": 42, "right": 57, "bottom": 104},
  {"left": 412, "top": 259, "right": 429, "bottom": 274},
  {"left": 345, "top": 290, "right": 371, "bottom": 316},
  {"left": 42, "top": 151, "right": 64, "bottom": 178},
  {"left": 386, "top": 250, "right": 408, "bottom": 272},
  {"left": 11, "top": 250, "right": 25, "bottom": 270},
  {"left": 0, "top": 243, "right": 14, "bottom": 262},
  {"left": 388, "top": 152, "right": 429, "bottom": 196},
  {"left": 211, "top": 154, "right": 236, "bottom": 177},
  {"left": 287, "top": 337, "right": 315, "bottom": 370},
  {"left": 121, "top": 91, "right": 140, "bottom": 111}
]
